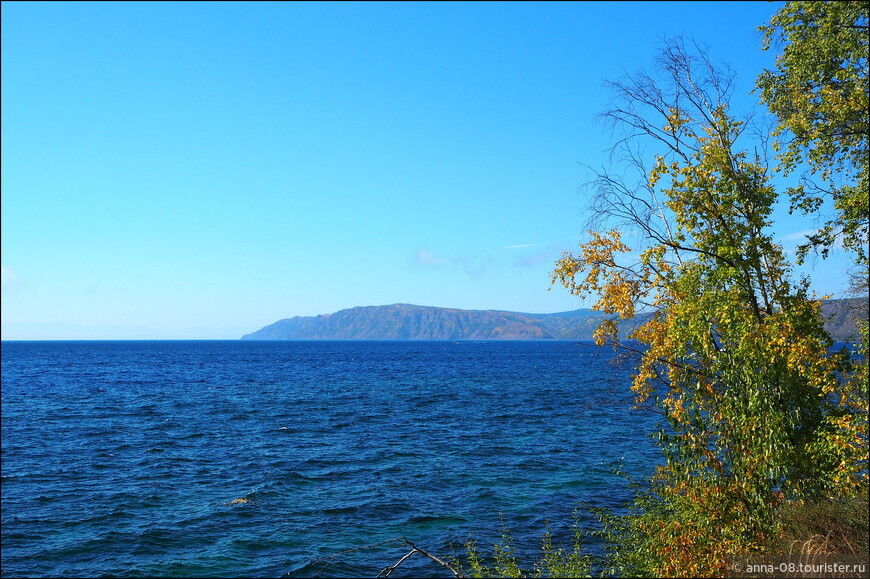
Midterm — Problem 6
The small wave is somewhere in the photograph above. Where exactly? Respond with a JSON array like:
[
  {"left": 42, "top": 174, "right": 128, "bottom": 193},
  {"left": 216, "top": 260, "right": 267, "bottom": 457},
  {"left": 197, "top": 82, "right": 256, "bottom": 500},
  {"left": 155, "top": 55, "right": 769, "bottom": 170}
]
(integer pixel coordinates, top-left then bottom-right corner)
[
  {"left": 282, "top": 471, "right": 315, "bottom": 483},
  {"left": 134, "top": 526, "right": 177, "bottom": 550},
  {"left": 179, "top": 431, "right": 206, "bottom": 440},
  {"left": 321, "top": 505, "right": 359, "bottom": 515},
  {"left": 83, "top": 428, "right": 116, "bottom": 438},
  {"left": 407, "top": 514, "right": 467, "bottom": 524}
]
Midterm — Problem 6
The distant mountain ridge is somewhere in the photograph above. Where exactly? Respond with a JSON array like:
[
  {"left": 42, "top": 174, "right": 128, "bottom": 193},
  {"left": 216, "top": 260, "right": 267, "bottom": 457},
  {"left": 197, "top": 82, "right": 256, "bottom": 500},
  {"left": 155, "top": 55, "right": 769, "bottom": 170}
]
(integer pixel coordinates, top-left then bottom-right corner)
[
  {"left": 241, "top": 299, "right": 865, "bottom": 341},
  {"left": 242, "top": 304, "right": 614, "bottom": 341}
]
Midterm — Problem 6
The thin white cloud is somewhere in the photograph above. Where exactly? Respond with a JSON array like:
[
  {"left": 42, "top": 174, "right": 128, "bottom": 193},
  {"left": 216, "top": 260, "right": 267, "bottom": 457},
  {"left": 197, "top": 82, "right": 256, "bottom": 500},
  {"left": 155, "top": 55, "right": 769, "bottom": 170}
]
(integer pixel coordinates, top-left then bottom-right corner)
[{"left": 414, "top": 249, "right": 446, "bottom": 267}]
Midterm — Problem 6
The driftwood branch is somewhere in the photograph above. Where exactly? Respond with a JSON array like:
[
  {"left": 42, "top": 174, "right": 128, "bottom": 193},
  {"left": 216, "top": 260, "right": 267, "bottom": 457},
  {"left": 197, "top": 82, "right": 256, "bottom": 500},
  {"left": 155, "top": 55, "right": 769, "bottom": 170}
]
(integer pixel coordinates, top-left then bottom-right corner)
[
  {"left": 299, "top": 536, "right": 463, "bottom": 578},
  {"left": 376, "top": 537, "right": 463, "bottom": 578}
]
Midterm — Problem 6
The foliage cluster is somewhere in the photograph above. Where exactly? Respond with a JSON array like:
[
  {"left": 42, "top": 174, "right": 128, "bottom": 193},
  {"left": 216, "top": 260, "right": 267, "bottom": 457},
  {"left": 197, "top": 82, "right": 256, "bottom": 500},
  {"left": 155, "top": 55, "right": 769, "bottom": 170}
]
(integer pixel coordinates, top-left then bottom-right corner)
[{"left": 757, "top": 0, "right": 868, "bottom": 266}]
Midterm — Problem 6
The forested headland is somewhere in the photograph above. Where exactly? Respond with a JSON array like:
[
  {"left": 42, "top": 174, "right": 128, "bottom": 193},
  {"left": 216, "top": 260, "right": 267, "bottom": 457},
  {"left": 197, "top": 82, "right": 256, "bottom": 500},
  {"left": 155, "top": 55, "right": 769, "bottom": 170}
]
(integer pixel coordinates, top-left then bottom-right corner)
[{"left": 242, "top": 299, "right": 865, "bottom": 342}]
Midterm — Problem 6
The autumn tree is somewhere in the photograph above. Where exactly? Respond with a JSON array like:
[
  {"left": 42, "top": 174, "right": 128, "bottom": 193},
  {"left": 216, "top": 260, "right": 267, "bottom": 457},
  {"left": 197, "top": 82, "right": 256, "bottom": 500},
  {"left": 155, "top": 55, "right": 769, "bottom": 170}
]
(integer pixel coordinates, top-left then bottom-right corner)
[
  {"left": 757, "top": 0, "right": 869, "bottom": 266},
  {"left": 552, "top": 38, "right": 863, "bottom": 576}
]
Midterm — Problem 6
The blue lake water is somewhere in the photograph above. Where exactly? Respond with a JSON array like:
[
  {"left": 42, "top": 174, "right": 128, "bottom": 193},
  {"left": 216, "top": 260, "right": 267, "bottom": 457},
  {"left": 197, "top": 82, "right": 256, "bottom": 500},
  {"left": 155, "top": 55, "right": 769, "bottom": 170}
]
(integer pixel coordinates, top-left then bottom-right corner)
[{"left": 1, "top": 340, "right": 663, "bottom": 578}]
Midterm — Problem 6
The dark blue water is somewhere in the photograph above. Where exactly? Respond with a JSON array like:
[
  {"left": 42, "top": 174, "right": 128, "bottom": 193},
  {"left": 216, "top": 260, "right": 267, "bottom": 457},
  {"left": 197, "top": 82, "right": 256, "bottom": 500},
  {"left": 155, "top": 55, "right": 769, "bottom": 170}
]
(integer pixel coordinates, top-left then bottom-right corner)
[{"left": 1, "top": 340, "right": 662, "bottom": 578}]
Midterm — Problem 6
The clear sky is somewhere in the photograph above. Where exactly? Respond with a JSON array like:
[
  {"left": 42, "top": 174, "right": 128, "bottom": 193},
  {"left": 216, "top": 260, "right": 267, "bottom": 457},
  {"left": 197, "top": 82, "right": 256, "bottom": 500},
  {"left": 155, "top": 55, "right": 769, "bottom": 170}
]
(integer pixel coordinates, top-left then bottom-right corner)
[{"left": 1, "top": 1, "right": 858, "bottom": 340}]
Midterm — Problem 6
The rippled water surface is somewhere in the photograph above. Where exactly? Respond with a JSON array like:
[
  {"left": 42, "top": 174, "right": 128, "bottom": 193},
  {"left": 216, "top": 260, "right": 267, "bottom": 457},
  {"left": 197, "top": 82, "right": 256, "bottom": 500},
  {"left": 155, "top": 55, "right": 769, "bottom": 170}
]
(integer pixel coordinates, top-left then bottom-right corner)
[{"left": 1, "top": 340, "right": 662, "bottom": 578}]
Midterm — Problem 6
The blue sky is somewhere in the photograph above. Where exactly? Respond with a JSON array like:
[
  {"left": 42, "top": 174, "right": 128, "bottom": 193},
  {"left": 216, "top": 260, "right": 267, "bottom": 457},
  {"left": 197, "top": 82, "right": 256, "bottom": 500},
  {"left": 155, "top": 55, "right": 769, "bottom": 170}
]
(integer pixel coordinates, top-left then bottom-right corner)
[{"left": 1, "top": 1, "right": 858, "bottom": 339}]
